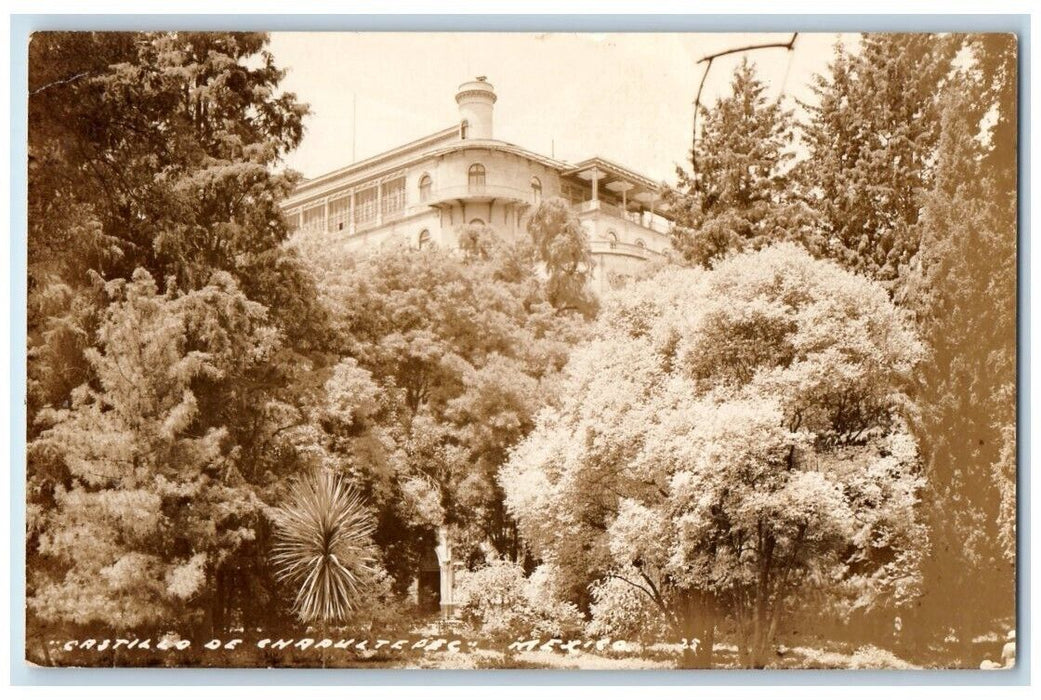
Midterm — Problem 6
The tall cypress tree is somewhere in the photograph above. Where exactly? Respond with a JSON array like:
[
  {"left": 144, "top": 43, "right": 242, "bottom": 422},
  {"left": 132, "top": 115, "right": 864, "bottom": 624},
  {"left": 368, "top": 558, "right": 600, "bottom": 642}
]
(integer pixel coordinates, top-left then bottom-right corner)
[
  {"left": 902, "top": 34, "right": 1017, "bottom": 656},
  {"left": 26, "top": 32, "right": 321, "bottom": 644}
]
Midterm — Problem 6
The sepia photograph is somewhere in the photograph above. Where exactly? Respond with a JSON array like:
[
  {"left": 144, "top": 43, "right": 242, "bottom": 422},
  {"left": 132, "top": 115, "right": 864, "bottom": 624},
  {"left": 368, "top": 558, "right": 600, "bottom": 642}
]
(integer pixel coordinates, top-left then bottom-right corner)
[{"left": 22, "top": 27, "right": 1018, "bottom": 672}]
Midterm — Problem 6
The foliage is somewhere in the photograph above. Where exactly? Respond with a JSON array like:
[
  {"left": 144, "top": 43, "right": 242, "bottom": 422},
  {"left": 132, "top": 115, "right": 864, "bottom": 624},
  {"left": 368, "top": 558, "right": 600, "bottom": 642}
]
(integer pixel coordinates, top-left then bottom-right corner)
[
  {"left": 668, "top": 58, "right": 813, "bottom": 267},
  {"left": 288, "top": 236, "right": 589, "bottom": 580},
  {"left": 27, "top": 30, "right": 320, "bottom": 437},
  {"left": 587, "top": 570, "right": 669, "bottom": 643},
  {"left": 797, "top": 34, "right": 957, "bottom": 287},
  {"left": 28, "top": 270, "right": 278, "bottom": 629},
  {"left": 271, "top": 469, "right": 378, "bottom": 624},
  {"left": 900, "top": 34, "right": 1017, "bottom": 647},
  {"left": 455, "top": 559, "right": 584, "bottom": 641},
  {"left": 526, "top": 198, "right": 598, "bottom": 316},
  {"left": 28, "top": 31, "right": 307, "bottom": 291},
  {"left": 26, "top": 31, "right": 327, "bottom": 638},
  {"left": 501, "top": 244, "right": 924, "bottom": 667},
  {"left": 352, "top": 567, "right": 411, "bottom": 635}
]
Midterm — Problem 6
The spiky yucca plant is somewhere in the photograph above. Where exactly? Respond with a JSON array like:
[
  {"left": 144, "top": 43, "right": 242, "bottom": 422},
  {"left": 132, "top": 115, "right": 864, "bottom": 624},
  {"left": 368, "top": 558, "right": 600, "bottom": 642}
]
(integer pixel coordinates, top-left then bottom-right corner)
[{"left": 271, "top": 469, "right": 377, "bottom": 624}]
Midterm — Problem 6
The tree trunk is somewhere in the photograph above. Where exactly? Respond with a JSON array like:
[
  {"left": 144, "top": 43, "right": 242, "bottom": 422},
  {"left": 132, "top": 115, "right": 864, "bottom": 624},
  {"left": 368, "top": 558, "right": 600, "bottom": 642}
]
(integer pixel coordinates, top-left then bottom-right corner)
[
  {"left": 748, "top": 598, "right": 772, "bottom": 668},
  {"left": 676, "top": 591, "right": 716, "bottom": 669}
]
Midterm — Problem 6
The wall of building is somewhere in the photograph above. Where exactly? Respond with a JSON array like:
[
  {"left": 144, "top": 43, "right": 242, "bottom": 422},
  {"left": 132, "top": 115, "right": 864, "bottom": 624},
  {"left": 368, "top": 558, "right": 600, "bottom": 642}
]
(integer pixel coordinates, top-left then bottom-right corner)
[
  {"left": 425, "top": 144, "right": 557, "bottom": 245},
  {"left": 284, "top": 140, "right": 675, "bottom": 298}
]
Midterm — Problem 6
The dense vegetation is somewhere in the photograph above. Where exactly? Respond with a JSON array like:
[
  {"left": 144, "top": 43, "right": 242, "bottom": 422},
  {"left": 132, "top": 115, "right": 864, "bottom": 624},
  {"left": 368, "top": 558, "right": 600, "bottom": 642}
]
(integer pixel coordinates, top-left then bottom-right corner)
[{"left": 26, "top": 32, "right": 1016, "bottom": 669}]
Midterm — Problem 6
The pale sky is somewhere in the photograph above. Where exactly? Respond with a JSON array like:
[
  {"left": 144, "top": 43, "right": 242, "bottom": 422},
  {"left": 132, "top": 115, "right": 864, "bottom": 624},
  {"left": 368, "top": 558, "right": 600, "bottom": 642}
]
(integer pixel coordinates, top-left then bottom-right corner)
[{"left": 268, "top": 32, "right": 857, "bottom": 185}]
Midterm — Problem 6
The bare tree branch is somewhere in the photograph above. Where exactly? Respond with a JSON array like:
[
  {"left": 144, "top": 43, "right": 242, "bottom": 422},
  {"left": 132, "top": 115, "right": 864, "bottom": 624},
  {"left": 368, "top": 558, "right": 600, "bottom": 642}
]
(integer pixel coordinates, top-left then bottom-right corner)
[{"left": 691, "top": 33, "right": 799, "bottom": 188}]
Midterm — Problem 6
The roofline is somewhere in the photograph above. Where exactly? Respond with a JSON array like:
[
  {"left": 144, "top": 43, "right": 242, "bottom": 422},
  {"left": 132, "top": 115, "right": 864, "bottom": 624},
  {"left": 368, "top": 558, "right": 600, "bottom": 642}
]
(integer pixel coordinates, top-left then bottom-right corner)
[
  {"left": 420, "top": 138, "right": 569, "bottom": 172},
  {"left": 561, "top": 156, "right": 663, "bottom": 192},
  {"left": 284, "top": 136, "right": 572, "bottom": 209},
  {"left": 284, "top": 134, "right": 671, "bottom": 212},
  {"left": 292, "top": 124, "right": 460, "bottom": 194}
]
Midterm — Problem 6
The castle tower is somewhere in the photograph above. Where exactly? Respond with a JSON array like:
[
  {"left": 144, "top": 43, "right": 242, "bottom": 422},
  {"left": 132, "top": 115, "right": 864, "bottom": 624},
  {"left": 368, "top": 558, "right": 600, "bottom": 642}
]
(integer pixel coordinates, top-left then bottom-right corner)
[{"left": 455, "top": 76, "right": 496, "bottom": 140}]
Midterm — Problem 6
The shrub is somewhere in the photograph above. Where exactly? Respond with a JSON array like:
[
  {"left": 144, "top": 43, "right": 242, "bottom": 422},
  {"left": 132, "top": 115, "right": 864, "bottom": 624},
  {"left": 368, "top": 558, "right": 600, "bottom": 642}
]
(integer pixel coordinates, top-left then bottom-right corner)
[
  {"left": 455, "top": 559, "right": 584, "bottom": 641},
  {"left": 271, "top": 469, "right": 378, "bottom": 624},
  {"left": 586, "top": 571, "right": 669, "bottom": 643}
]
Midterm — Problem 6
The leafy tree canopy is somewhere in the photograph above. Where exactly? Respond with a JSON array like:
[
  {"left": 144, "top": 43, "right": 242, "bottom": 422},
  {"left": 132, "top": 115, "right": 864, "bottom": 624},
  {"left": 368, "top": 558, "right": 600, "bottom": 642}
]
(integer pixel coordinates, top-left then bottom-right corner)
[
  {"left": 289, "top": 232, "right": 589, "bottom": 574},
  {"left": 502, "top": 244, "right": 924, "bottom": 668}
]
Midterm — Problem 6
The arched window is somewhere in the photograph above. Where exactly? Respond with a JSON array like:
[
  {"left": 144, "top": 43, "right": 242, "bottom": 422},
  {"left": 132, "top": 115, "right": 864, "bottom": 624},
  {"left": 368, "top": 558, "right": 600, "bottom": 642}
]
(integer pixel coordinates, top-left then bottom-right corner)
[
  {"left": 635, "top": 239, "right": 647, "bottom": 252},
  {"left": 460, "top": 120, "right": 470, "bottom": 140},
  {"left": 531, "top": 176, "right": 542, "bottom": 203},
  {"left": 468, "top": 163, "right": 486, "bottom": 188},
  {"left": 469, "top": 218, "right": 486, "bottom": 227},
  {"left": 607, "top": 230, "right": 618, "bottom": 249},
  {"left": 418, "top": 229, "right": 432, "bottom": 250},
  {"left": 419, "top": 174, "right": 432, "bottom": 202}
]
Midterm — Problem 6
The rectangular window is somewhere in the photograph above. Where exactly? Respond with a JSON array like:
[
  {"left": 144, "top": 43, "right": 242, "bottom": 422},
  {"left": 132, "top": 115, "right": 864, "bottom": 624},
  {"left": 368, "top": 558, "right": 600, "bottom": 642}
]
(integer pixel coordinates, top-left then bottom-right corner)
[
  {"left": 381, "top": 177, "right": 406, "bottom": 217},
  {"left": 301, "top": 204, "right": 324, "bottom": 234},
  {"left": 328, "top": 196, "right": 350, "bottom": 232},
  {"left": 355, "top": 186, "right": 378, "bottom": 226}
]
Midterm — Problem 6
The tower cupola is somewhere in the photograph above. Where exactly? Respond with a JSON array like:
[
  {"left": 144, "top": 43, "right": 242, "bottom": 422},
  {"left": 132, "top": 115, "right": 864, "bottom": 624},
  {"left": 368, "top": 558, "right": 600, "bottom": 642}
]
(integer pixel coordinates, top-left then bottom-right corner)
[{"left": 455, "top": 76, "right": 496, "bottom": 140}]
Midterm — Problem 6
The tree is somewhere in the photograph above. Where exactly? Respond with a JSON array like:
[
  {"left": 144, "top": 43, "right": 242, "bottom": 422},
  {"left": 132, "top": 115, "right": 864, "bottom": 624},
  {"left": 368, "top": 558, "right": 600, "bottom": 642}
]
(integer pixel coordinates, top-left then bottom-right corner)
[
  {"left": 289, "top": 236, "right": 588, "bottom": 583},
  {"left": 26, "top": 32, "right": 324, "bottom": 646},
  {"left": 27, "top": 31, "right": 314, "bottom": 432},
  {"left": 501, "top": 245, "right": 925, "bottom": 668},
  {"left": 28, "top": 31, "right": 307, "bottom": 291},
  {"left": 901, "top": 34, "right": 1017, "bottom": 655},
  {"left": 668, "top": 58, "right": 812, "bottom": 267},
  {"left": 28, "top": 270, "right": 281, "bottom": 631},
  {"left": 798, "top": 34, "right": 957, "bottom": 287},
  {"left": 526, "top": 198, "right": 598, "bottom": 316}
]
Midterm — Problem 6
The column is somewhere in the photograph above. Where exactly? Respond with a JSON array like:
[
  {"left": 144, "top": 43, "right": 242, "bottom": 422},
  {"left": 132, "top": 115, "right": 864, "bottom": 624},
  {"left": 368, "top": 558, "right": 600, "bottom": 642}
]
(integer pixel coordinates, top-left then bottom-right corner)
[
  {"left": 435, "top": 527, "right": 456, "bottom": 619},
  {"left": 349, "top": 190, "right": 356, "bottom": 235},
  {"left": 590, "top": 167, "right": 599, "bottom": 203},
  {"left": 376, "top": 181, "right": 383, "bottom": 226}
]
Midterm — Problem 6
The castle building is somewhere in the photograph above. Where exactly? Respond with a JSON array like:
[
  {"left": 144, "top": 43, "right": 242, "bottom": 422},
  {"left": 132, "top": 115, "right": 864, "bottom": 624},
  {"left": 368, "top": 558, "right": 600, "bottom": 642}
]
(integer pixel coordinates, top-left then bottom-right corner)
[{"left": 283, "top": 77, "right": 675, "bottom": 295}]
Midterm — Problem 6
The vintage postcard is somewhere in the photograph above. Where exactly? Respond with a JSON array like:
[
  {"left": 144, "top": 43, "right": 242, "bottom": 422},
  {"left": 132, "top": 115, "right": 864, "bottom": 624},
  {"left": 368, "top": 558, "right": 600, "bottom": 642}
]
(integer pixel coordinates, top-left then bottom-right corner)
[{"left": 24, "top": 30, "right": 1017, "bottom": 670}]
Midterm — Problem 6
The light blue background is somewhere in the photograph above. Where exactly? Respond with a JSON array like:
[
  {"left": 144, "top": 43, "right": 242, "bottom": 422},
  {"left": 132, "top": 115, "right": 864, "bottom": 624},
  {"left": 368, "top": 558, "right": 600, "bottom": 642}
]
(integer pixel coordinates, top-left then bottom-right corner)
[{"left": 8, "top": 12, "right": 1031, "bottom": 686}]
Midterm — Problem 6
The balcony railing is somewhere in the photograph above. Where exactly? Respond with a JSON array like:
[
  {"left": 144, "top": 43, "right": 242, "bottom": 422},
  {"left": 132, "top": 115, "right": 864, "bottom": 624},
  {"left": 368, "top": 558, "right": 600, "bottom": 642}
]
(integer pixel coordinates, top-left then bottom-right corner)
[
  {"left": 425, "top": 183, "right": 537, "bottom": 204},
  {"left": 571, "top": 199, "right": 672, "bottom": 236}
]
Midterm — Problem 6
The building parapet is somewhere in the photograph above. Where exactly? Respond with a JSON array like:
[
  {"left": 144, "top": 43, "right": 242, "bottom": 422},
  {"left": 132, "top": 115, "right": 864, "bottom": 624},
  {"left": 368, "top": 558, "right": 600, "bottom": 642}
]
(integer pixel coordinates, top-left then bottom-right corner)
[{"left": 589, "top": 239, "right": 664, "bottom": 260}]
